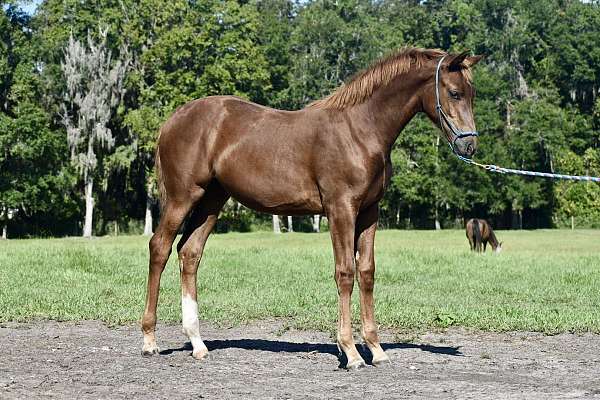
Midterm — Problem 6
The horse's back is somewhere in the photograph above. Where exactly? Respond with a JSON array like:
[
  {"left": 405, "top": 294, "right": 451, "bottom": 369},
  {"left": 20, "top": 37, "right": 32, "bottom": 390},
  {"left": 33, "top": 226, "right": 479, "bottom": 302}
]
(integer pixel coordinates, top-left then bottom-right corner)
[
  {"left": 479, "top": 219, "right": 491, "bottom": 239},
  {"left": 158, "top": 96, "right": 325, "bottom": 214}
]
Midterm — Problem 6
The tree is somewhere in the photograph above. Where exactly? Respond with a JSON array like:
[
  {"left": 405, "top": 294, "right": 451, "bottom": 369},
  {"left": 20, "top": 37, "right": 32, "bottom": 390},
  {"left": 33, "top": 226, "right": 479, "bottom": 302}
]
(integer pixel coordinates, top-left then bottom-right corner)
[
  {"left": 2, "top": 0, "right": 600, "bottom": 235},
  {"left": 256, "top": 0, "right": 295, "bottom": 108},
  {"left": 60, "top": 30, "right": 127, "bottom": 237},
  {"left": 272, "top": 215, "right": 281, "bottom": 234},
  {"left": 282, "top": 0, "right": 379, "bottom": 109},
  {"left": 121, "top": 0, "right": 271, "bottom": 234},
  {"left": 1, "top": 3, "right": 78, "bottom": 238},
  {"left": 554, "top": 149, "right": 600, "bottom": 229}
]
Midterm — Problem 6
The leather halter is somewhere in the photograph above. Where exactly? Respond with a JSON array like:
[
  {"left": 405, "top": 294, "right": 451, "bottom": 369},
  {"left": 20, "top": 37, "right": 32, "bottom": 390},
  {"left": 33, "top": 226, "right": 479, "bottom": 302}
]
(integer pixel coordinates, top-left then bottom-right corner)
[{"left": 435, "top": 55, "right": 478, "bottom": 154}]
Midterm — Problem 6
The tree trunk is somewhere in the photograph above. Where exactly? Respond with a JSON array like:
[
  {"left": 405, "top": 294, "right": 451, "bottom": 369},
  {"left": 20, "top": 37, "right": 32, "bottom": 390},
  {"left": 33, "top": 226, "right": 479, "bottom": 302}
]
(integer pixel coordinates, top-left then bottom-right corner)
[
  {"left": 272, "top": 215, "right": 281, "bottom": 234},
  {"left": 434, "top": 207, "right": 441, "bottom": 230},
  {"left": 1, "top": 223, "right": 6, "bottom": 239},
  {"left": 144, "top": 204, "right": 153, "bottom": 236},
  {"left": 518, "top": 210, "right": 523, "bottom": 230},
  {"left": 143, "top": 189, "right": 153, "bottom": 236},
  {"left": 312, "top": 215, "right": 320, "bottom": 232},
  {"left": 287, "top": 216, "right": 293, "bottom": 232},
  {"left": 571, "top": 215, "right": 575, "bottom": 230},
  {"left": 83, "top": 176, "right": 94, "bottom": 237}
]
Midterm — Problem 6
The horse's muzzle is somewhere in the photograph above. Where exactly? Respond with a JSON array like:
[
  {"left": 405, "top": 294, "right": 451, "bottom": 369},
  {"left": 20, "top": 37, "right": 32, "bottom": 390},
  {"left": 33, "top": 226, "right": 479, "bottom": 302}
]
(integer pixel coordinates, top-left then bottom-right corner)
[{"left": 454, "top": 136, "right": 477, "bottom": 158}]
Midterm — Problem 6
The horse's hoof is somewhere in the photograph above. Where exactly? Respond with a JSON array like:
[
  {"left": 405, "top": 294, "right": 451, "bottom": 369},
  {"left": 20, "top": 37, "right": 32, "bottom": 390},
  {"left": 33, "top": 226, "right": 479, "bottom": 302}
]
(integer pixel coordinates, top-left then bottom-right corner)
[
  {"left": 192, "top": 347, "right": 209, "bottom": 360},
  {"left": 372, "top": 354, "right": 391, "bottom": 367},
  {"left": 346, "top": 359, "right": 367, "bottom": 370},
  {"left": 141, "top": 347, "right": 160, "bottom": 357}
]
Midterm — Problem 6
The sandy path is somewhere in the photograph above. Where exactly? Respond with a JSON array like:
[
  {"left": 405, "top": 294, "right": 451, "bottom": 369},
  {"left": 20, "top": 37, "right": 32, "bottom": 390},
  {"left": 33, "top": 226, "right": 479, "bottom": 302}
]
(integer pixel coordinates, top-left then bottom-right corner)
[{"left": 1, "top": 320, "right": 599, "bottom": 399}]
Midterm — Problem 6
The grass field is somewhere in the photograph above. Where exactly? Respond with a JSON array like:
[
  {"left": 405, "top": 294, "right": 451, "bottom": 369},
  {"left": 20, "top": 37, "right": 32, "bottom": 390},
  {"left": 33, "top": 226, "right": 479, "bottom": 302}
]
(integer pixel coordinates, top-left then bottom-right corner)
[{"left": 1, "top": 230, "right": 599, "bottom": 334}]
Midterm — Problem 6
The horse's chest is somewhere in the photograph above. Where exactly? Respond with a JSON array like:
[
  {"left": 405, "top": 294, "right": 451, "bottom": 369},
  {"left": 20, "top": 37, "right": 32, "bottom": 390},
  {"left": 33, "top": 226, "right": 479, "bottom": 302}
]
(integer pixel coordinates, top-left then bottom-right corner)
[{"left": 360, "top": 156, "right": 392, "bottom": 207}]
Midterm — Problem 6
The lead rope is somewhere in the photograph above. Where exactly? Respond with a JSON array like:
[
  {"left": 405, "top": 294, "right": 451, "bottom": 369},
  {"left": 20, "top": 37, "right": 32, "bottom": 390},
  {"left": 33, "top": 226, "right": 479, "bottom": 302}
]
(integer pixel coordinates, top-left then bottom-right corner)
[
  {"left": 454, "top": 153, "right": 600, "bottom": 182},
  {"left": 435, "top": 56, "right": 600, "bottom": 183}
]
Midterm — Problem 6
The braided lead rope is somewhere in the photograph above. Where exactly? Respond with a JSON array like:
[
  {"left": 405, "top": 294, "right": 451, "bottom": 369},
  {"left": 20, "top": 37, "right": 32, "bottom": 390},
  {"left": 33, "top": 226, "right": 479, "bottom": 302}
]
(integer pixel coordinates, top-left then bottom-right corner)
[
  {"left": 454, "top": 153, "right": 600, "bottom": 182},
  {"left": 435, "top": 55, "right": 599, "bottom": 183}
]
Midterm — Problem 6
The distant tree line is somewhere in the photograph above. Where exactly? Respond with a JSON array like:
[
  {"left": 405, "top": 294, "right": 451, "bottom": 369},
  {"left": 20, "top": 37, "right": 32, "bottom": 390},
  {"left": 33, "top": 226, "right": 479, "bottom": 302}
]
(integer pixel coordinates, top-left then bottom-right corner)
[{"left": 1, "top": 0, "right": 599, "bottom": 237}]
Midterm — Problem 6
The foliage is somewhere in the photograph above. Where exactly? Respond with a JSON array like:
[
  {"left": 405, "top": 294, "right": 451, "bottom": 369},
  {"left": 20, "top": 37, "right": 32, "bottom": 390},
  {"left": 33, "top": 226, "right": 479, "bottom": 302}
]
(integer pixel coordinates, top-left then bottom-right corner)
[
  {"left": 0, "top": 3, "right": 77, "bottom": 237},
  {"left": 61, "top": 30, "right": 127, "bottom": 177},
  {"left": 2, "top": 0, "right": 600, "bottom": 236},
  {"left": 60, "top": 29, "right": 128, "bottom": 236}
]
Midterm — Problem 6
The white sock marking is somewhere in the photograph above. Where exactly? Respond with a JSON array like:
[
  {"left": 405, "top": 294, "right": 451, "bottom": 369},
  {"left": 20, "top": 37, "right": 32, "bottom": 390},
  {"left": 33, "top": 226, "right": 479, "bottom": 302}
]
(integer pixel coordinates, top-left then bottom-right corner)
[{"left": 182, "top": 294, "right": 207, "bottom": 353}]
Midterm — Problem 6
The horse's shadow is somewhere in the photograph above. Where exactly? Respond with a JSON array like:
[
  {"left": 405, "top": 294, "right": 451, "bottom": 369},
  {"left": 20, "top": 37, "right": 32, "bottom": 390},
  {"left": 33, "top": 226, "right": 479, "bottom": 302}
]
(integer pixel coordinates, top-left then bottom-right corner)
[{"left": 160, "top": 338, "right": 462, "bottom": 368}]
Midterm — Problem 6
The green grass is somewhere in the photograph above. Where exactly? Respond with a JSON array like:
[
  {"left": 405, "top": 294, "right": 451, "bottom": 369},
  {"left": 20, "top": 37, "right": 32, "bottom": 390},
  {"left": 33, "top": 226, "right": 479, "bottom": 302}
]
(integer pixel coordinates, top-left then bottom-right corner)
[{"left": 1, "top": 230, "right": 599, "bottom": 333}]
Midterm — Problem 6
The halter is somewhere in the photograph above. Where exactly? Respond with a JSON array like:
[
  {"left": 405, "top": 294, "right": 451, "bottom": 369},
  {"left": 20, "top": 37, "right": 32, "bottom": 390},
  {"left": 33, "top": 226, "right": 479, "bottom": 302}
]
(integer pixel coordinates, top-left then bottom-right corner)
[{"left": 435, "top": 55, "right": 479, "bottom": 155}]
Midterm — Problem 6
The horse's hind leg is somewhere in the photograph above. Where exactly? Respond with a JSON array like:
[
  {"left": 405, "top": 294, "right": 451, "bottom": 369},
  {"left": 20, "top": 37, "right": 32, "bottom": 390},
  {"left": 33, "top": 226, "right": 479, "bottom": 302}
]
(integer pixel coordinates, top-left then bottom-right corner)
[
  {"left": 141, "top": 198, "right": 200, "bottom": 355},
  {"left": 177, "top": 181, "right": 229, "bottom": 360}
]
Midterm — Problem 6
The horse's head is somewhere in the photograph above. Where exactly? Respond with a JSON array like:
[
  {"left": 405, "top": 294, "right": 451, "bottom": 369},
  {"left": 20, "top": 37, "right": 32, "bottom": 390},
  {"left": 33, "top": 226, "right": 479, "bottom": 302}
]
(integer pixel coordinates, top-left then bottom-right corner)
[
  {"left": 423, "top": 51, "right": 483, "bottom": 158},
  {"left": 494, "top": 241, "right": 503, "bottom": 254}
]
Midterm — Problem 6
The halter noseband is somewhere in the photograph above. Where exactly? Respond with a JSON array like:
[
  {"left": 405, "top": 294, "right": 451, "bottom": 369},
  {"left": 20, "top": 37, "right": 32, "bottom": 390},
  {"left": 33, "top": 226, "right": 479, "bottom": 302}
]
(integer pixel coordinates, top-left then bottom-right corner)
[{"left": 435, "top": 55, "right": 478, "bottom": 154}]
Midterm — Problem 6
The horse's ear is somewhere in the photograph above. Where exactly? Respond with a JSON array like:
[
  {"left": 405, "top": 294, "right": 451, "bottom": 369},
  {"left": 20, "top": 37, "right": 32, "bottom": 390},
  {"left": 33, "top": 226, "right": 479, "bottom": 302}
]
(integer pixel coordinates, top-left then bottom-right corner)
[
  {"left": 464, "top": 55, "right": 484, "bottom": 68},
  {"left": 448, "top": 50, "right": 471, "bottom": 70}
]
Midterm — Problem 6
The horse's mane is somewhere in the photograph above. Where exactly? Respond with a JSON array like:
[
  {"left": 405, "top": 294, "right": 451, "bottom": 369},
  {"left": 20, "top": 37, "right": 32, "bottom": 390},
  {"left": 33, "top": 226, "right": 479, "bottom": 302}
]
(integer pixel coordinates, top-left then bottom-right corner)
[{"left": 308, "top": 47, "right": 471, "bottom": 110}]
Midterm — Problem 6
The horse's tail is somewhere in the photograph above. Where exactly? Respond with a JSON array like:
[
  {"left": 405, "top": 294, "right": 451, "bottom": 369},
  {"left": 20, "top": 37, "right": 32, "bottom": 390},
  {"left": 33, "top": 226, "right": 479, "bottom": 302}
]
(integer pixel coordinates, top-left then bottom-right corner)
[
  {"left": 473, "top": 219, "right": 482, "bottom": 252},
  {"left": 155, "top": 129, "right": 167, "bottom": 213}
]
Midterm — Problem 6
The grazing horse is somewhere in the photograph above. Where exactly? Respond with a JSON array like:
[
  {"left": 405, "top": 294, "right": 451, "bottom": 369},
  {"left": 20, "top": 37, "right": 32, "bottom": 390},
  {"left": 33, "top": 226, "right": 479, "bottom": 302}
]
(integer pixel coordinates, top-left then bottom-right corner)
[
  {"left": 466, "top": 218, "right": 502, "bottom": 253},
  {"left": 141, "top": 47, "right": 483, "bottom": 369}
]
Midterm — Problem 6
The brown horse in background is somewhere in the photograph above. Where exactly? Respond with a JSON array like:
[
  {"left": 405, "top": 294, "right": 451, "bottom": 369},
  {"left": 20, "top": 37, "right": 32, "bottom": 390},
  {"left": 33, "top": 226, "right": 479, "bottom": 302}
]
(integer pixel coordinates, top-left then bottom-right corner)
[
  {"left": 466, "top": 218, "right": 502, "bottom": 253},
  {"left": 141, "top": 48, "right": 483, "bottom": 369}
]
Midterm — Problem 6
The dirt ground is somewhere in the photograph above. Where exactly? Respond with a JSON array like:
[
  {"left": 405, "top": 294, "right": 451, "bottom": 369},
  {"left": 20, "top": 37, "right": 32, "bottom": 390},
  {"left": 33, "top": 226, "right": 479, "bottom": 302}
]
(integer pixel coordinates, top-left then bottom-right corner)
[{"left": 1, "top": 320, "right": 600, "bottom": 399}]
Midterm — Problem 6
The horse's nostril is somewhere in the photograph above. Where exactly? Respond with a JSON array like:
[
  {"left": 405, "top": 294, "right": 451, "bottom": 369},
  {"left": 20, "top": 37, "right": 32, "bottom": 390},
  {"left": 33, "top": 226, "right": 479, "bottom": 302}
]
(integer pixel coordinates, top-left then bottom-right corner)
[{"left": 467, "top": 143, "right": 474, "bottom": 155}]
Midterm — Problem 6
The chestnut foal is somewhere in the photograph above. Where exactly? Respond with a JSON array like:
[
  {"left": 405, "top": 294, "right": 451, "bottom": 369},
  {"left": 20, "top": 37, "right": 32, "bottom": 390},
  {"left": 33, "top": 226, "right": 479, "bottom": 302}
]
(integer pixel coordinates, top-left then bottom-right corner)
[{"left": 141, "top": 48, "right": 482, "bottom": 368}]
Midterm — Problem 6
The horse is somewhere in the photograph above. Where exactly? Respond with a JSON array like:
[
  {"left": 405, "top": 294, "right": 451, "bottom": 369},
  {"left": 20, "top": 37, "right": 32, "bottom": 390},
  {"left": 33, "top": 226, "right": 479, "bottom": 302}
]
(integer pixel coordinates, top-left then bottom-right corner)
[
  {"left": 466, "top": 218, "right": 502, "bottom": 253},
  {"left": 141, "top": 47, "right": 483, "bottom": 369}
]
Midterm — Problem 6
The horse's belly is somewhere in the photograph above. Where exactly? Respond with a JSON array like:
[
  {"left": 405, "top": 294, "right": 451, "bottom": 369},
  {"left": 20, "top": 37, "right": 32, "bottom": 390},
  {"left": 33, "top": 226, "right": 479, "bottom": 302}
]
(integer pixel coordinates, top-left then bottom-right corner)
[
  {"left": 216, "top": 171, "right": 323, "bottom": 215},
  {"left": 235, "top": 194, "right": 323, "bottom": 215}
]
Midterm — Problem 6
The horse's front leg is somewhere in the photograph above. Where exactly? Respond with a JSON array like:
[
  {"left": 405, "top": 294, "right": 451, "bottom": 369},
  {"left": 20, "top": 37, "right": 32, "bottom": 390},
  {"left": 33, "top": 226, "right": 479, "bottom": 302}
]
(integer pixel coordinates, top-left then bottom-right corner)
[
  {"left": 355, "top": 203, "right": 390, "bottom": 365},
  {"left": 328, "top": 204, "right": 365, "bottom": 369}
]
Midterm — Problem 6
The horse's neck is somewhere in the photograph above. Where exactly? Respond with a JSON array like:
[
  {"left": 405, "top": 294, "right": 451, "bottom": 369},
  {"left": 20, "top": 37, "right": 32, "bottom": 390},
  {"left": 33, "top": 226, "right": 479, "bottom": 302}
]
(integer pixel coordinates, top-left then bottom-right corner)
[
  {"left": 487, "top": 228, "right": 499, "bottom": 248},
  {"left": 352, "top": 73, "right": 428, "bottom": 153}
]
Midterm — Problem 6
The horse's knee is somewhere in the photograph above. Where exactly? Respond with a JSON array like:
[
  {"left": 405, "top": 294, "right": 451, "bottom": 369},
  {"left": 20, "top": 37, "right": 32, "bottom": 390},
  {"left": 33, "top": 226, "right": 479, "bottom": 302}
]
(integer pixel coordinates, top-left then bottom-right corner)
[
  {"left": 357, "top": 269, "right": 375, "bottom": 291},
  {"left": 335, "top": 267, "right": 355, "bottom": 291}
]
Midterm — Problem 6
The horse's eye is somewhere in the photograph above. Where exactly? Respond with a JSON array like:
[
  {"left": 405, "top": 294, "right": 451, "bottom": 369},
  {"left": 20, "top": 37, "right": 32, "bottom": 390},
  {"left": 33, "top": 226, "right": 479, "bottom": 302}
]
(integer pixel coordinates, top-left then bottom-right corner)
[{"left": 449, "top": 90, "right": 461, "bottom": 100}]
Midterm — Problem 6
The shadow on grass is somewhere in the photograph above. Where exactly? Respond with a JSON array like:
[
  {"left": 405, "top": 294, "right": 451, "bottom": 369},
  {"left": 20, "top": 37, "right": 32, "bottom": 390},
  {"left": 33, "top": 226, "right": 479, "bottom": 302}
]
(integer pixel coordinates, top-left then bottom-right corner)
[{"left": 160, "top": 339, "right": 462, "bottom": 367}]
